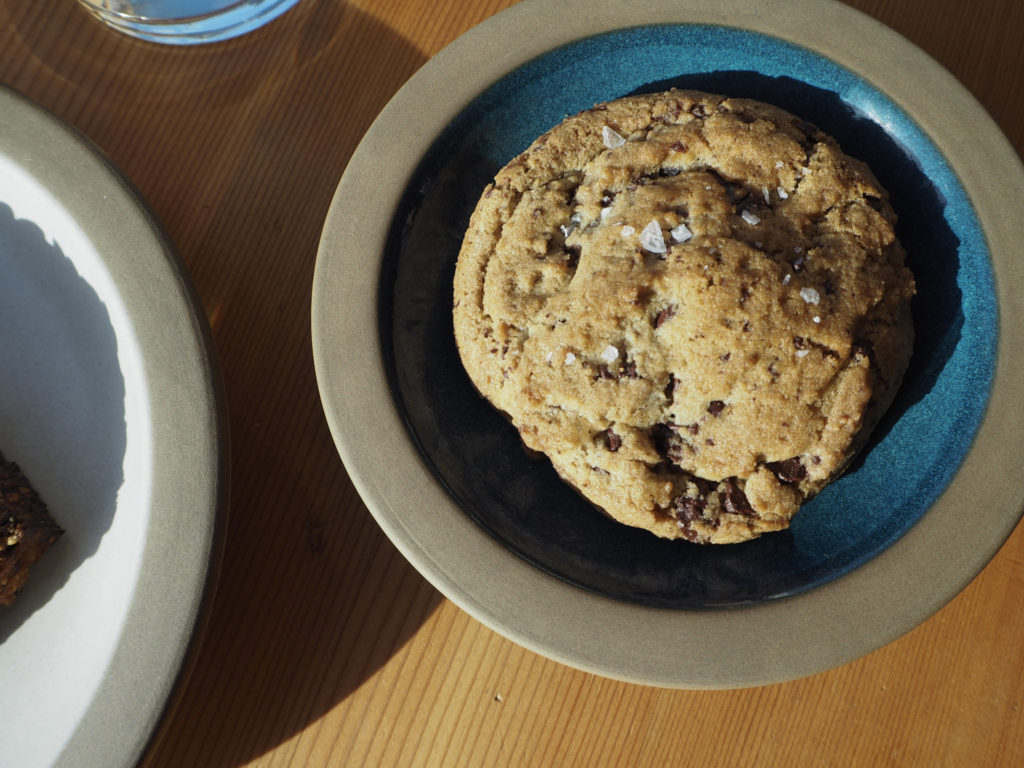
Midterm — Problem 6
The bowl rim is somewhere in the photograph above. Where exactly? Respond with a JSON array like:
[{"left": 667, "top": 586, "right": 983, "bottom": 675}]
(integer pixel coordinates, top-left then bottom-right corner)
[{"left": 312, "top": 0, "right": 1024, "bottom": 688}]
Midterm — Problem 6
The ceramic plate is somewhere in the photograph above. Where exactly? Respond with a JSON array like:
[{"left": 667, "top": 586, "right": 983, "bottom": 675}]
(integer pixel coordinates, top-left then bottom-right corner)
[
  {"left": 0, "top": 86, "right": 226, "bottom": 765},
  {"left": 313, "top": 0, "right": 1024, "bottom": 687}
]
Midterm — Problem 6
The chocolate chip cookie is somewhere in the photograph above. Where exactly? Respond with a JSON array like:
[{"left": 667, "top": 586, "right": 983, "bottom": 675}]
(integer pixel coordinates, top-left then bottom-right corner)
[{"left": 452, "top": 89, "right": 915, "bottom": 543}]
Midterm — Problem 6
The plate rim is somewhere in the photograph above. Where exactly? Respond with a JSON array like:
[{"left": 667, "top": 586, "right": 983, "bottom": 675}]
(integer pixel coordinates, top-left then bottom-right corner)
[
  {"left": 0, "top": 84, "right": 228, "bottom": 763},
  {"left": 312, "top": 0, "right": 1024, "bottom": 688}
]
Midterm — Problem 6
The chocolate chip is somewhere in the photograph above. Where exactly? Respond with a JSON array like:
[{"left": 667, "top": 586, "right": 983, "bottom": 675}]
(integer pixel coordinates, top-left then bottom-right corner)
[
  {"left": 673, "top": 494, "right": 707, "bottom": 541},
  {"left": 664, "top": 374, "right": 677, "bottom": 404},
  {"left": 655, "top": 305, "right": 676, "bottom": 327},
  {"left": 722, "top": 479, "right": 754, "bottom": 516},
  {"left": 679, "top": 526, "right": 700, "bottom": 542},
  {"left": 674, "top": 494, "right": 704, "bottom": 522},
  {"left": 604, "top": 428, "right": 622, "bottom": 452},
  {"left": 766, "top": 457, "right": 807, "bottom": 484},
  {"left": 707, "top": 400, "right": 725, "bottom": 416}
]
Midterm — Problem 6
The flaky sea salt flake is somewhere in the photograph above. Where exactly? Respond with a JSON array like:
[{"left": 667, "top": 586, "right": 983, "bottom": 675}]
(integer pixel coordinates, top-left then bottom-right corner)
[
  {"left": 741, "top": 209, "right": 761, "bottom": 226},
  {"left": 800, "top": 287, "right": 821, "bottom": 305},
  {"left": 600, "top": 344, "right": 619, "bottom": 363},
  {"left": 602, "top": 125, "right": 626, "bottom": 149},
  {"left": 796, "top": 349, "right": 810, "bottom": 358},
  {"left": 621, "top": 225, "right": 635, "bottom": 237},
  {"left": 777, "top": 186, "right": 789, "bottom": 199},
  {"left": 560, "top": 212, "right": 582, "bottom": 238},
  {"left": 670, "top": 222, "right": 692, "bottom": 243},
  {"left": 639, "top": 219, "right": 667, "bottom": 253}
]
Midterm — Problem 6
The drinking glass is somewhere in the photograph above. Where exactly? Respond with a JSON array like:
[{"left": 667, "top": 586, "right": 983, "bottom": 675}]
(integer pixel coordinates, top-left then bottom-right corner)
[{"left": 77, "top": 0, "right": 304, "bottom": 44}]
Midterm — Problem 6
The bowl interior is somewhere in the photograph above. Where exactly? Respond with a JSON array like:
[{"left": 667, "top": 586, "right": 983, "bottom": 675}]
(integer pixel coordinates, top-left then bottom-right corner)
[{"left": 381, "top": 25, "right": 996, "bottom": 608}]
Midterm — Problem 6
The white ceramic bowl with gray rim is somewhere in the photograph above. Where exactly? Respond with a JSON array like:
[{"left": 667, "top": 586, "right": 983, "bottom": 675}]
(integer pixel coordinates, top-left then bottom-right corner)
[{"left": 0, "top": 85, "right": 227, "bottom": 764}]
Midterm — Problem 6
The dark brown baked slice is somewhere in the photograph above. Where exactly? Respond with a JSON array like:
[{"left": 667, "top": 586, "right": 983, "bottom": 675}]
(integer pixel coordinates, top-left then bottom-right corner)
[{"left": 1, "top": 452, "right": 63, "bottom": 606}]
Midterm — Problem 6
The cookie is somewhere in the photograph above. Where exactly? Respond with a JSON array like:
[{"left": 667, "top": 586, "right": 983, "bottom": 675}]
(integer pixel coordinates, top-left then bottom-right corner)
[{"left": 452, "top": 89, "right": 914, "bottom": 544}]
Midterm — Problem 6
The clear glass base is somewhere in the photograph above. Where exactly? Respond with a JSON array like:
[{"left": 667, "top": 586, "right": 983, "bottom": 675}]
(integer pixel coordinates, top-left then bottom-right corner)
[{"left": 80, "top": 0, "right": 304, "bottom": 45}]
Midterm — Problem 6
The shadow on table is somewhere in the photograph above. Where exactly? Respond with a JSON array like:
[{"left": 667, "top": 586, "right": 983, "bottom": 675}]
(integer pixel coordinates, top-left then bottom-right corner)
[{"left": 4, "top": 1, "right": 440, "bottom": 766}]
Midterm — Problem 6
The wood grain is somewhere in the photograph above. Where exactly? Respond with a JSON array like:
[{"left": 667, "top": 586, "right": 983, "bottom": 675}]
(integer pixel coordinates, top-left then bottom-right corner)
[{"left": 1, "top": 1, "right": 1022, "bottom": 766}]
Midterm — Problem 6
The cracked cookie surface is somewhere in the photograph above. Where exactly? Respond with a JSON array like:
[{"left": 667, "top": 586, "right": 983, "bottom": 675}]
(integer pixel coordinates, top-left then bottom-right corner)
[{"left": 453, "top": 89, "right": 915, "bottom": 543}]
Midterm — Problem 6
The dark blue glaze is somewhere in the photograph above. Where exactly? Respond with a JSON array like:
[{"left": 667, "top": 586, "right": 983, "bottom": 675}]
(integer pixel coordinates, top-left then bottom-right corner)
[{"left": 381, "top": 25, "right": 997, "bottom": 608}]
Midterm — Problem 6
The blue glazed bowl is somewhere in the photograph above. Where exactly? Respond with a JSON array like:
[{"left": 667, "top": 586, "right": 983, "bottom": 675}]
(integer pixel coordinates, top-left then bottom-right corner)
[
  {"left": 314, "top": 0, "right": 1024, "bottom": 687},
  {"left": 385, "top": 24, "right": 996, "bottom": 608}
]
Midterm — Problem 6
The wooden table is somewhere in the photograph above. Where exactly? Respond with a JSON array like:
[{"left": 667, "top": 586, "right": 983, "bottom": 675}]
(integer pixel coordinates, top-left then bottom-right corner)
[{"left": 3, "top": 1, "right": 1022, "bottom": 765}]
